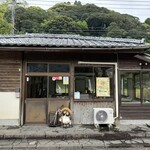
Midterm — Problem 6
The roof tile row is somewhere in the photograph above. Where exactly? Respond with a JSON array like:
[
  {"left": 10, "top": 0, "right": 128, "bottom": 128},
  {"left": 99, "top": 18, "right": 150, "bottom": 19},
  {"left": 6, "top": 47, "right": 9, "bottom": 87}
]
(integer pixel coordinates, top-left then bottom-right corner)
[{"left": 0, "top": 34, "right": 148, "bottom": 48}]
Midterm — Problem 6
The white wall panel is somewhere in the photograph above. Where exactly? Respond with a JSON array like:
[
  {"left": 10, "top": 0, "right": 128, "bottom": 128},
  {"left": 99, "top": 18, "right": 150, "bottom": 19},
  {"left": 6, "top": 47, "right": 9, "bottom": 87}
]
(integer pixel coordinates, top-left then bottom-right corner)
[{"left": 0, "top": 92, "right": 19, "bottom": 119}]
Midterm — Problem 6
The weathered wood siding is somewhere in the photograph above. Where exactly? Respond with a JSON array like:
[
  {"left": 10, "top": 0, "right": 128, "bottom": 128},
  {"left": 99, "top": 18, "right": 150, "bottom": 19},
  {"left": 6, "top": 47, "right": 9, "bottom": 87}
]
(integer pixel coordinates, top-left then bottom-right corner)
[
  {"left": 24, "top": 51, "right": 117, "bottom": 62},
  {"left": 118, "top": 54, "right": 150, "bottom": 69},
  {"left": 0, "top": 52, "right": 22, "bottom": 92},
  {"left": 118, "top": 54, "right": 150, "bottom": 120},
  {"left": 120, "top": 105, "right": 150, "bottom": 119}
]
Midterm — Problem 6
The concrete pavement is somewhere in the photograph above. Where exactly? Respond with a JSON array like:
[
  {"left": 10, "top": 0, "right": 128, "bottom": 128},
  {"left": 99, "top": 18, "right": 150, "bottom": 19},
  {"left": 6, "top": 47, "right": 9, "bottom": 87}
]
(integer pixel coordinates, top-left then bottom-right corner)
[
  {"left": 0, "top": 124, "right": 150, "bottom": 140},
  {"left": 0, "top": 138, "right": 150, "bottom": 149},
  {"left": 0, "top": 124, "right": 150, "bottom": 149}
]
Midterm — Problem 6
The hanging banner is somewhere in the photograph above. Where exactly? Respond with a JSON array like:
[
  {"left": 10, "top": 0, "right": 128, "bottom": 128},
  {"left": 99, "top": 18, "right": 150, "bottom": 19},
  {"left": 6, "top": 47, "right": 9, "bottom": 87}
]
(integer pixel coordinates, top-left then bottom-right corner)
[{"left": 96, "top": 77, "right": 110, "bottom": 97}]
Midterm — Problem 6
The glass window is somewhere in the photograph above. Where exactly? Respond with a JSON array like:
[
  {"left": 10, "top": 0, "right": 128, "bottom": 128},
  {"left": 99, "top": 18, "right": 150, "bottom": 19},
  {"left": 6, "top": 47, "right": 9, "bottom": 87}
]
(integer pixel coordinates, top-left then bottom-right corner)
[
  {"left": 49, "top": 64, "right": 70, "bottom": 72},
  {"left": 26, "top": 63, "right": 70, "bottom": 99},
  {"left": 75, "top": 67, "right": 93, "bottom": 99},
  {"left": 121, "top": 71, "right": 150, "bottom": 104},
  {"left": 121, "top": 71, "right": 141, "bottom": 103},
  {"left": 94, "top": 67, "right": 113, "bottom": 98},
  {"left": 74, "top": 66, "right": 114, "bottom": 100},
  {"left": 134, "top": 74, "right": 141, "bottom": 99},
  {"left": 48, "top": 76, "right": 69, "bottom": 98},
  {"left": 27, "top": 76, "right": 47, "bottom": 98},
  {"left": 27, "top": 63, "right": 47, "bottom": 72},
  {"left": 142, "top": 72, "right": 150, "bottom": 104}
]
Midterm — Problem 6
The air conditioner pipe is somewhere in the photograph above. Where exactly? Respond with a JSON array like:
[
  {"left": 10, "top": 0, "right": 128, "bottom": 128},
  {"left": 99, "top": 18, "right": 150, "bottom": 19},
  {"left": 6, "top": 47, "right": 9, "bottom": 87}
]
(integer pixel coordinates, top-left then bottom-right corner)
[{"left": 78, "top": 61, "right": 119, "bottom": 121}]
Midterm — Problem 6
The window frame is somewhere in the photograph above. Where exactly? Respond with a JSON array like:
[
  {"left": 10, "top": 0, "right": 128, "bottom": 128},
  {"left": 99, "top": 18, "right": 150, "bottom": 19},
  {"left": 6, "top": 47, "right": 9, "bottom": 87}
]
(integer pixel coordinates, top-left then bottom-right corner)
[
  {"left": 73, "top": 64, "right": 115, "bottom": 101},
  {"left": 120, "top": 69, "right": 150, "bottom": 105},
  {"left": 25, "top": 62, "right": 71, "bottom": 100}
]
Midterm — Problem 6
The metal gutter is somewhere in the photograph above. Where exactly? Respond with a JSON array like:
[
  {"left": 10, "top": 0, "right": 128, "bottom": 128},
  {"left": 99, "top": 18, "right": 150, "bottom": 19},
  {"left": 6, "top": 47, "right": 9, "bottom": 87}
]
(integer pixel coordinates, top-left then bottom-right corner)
[{"left": 0, "top": 46, "right": 148, "bottom": 53}]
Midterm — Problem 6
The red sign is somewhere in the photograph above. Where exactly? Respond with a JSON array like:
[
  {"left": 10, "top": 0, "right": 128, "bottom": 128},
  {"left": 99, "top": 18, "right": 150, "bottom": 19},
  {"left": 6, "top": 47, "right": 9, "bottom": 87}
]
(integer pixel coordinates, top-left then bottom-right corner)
[{"left": 52, "top": 76, "right": 62, "bottom": 81}]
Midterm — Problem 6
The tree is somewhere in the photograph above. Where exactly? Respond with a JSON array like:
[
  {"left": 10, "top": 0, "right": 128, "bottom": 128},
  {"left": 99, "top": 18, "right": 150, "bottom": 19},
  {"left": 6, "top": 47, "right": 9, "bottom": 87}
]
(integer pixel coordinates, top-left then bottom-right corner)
[
  {"left": 42, "top": 15, "right": 88, "bottom": 35},
  {"left": 14, "top": 6, "right": 47, "bottom": 33},
  {"left": 145, "top": 18, "right": 150, "bottom": 26},
  {"left": 128, "top": 28, "right": 147, "bottom": 39},
  {"left": 74, "top": 0, "right": 82, "bottom": 6},
  {"left": 86, "top": 13, "right": 113, "bottom": 36},
  {"left": 106, "top": 22, "right": 127, "bottom": 38},
  {"left": 0, "top": 3, "right": 12, "bottom": 34},
  {"left": 49, "top": 2, "right": 73, "bottom": 13},
  {"left": 142, "top": 23, "right": 150, "bottom": 43},
  {"left": 0, "top": 1, "right": 149, "bottom": 40}
]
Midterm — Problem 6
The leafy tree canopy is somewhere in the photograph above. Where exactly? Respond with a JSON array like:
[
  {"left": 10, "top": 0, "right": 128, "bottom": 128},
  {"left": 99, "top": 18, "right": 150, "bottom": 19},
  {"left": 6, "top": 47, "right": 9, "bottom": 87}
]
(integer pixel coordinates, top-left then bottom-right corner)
[
  {"left": 0, "top": 1, "right": 149, "bottom": 42},
  {"left": 106, "top": 22, "right": 127, "bottom": 38},
  {"left": 0, "top": 3, "right": 12, "bottom": 34},
  {"left": 42, "top": 14, "right": 88, "bottom": 35},
  {"left": 15, "top": 6, "right": 47, "bottom": 33},
  {"left": 145, "top": 18, "right": 150, "bottom": 26}
]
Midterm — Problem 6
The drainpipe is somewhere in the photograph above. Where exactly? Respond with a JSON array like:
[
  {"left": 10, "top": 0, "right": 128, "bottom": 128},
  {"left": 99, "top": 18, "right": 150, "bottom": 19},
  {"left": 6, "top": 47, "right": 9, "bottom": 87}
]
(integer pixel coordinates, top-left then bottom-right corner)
[
  {"left": 78, "top": 61, "right": 119, "bottom": 121},
  {"left": 114, "top": 62, "right": 119, "bottom": 120}
]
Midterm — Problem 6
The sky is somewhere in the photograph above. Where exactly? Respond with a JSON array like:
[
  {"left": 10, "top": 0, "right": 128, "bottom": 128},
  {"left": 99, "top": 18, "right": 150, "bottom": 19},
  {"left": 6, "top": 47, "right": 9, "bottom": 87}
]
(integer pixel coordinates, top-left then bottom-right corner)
[
  {"left": 25, "top": 0, "right": 150, "bottom": 22},
  {"left": 1, "top": 0, "right": 150, "bottom": 22}
]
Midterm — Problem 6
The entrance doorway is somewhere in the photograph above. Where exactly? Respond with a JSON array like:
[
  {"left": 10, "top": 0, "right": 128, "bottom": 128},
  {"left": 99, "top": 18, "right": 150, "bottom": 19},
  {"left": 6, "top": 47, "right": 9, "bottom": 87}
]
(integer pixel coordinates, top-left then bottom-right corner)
[{"left": 24, "top": 63, "right": 71, "bottom": 124}]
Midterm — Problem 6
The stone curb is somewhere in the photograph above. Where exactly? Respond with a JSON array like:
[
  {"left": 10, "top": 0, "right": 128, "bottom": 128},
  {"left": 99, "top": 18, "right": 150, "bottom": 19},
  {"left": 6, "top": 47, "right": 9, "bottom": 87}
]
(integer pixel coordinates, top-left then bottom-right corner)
[{"left": 0, "top": 131, "right": 150, "bottom": 140}]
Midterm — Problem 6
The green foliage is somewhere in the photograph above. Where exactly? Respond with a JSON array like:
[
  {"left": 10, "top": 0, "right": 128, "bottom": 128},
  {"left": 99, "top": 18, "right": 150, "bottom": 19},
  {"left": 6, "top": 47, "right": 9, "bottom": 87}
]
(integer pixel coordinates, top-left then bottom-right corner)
[
  {"left": 128, "top": 28, "right": 147, "bottom": 39},
  {"left": 86, "top": 13, "right": 113, "bottom": 36},
  {"left": 106, "top": 22, "right": 127, "bottom": 38},
  {"left": 74, "top": 0, "right": 82, "bottom": 6},
  {"left": 0, "top": 3, "right": 12, "bottom": 34},
  {"left": 42, "top": 15, "right": 88, "bottom": 35},
  {"left": 0, "top": 18, "right": 12, "bottom": 34},
  {"left": 49, "top": 3, "right": 73, "bottom": 13},
  {"left": 15, "top": 6, "right": 47, "bottom": 33},
  {"left": 145, "top": 18, "right": 150, "bottom": 25},
  {"left": 0, "top": 1, "right": 149, "bottom": 42},
  {"left": 143, "top": 23, "right": 150, "bottom": 43}
]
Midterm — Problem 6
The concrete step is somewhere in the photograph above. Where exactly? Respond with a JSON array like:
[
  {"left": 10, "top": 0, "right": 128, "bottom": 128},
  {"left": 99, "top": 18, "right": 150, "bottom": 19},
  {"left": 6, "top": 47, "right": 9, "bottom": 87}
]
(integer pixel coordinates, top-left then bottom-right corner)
[
  {"left": 0, "top": 125, "right": 150, "bottom": 140},
  {"left": 0, "top": 130, "right": 150, "bottom": 140}
]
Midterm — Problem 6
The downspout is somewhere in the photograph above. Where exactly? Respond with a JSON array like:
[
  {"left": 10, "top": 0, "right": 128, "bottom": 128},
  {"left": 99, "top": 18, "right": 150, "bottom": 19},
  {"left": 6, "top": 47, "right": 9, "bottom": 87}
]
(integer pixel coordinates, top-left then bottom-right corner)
[
  {"left": 78, "top": 61, "right": 119, "bottom": 121},
  {"left": 114, "top": 62, "right": 119, "bottom": 120},
  {"left": 20, "top": 51, "right": 24, "bottom": 126}
]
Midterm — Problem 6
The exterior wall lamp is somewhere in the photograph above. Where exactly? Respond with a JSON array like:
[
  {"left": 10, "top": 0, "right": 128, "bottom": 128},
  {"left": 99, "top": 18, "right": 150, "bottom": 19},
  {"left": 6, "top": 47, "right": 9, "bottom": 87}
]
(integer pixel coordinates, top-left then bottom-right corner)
[{"left": 139, "top": 62, "right": 148, "bottom": 69}]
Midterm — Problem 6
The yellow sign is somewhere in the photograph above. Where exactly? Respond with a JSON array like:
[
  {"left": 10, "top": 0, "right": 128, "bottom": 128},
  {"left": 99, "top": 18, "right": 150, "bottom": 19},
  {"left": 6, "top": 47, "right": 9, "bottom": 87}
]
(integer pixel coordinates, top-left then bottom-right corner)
[
  {"left": 96, "top": 77, "right": 110, "bottom": 97},
  {"left": 63, "top": 76, "right": 69, "bottom": 85}
]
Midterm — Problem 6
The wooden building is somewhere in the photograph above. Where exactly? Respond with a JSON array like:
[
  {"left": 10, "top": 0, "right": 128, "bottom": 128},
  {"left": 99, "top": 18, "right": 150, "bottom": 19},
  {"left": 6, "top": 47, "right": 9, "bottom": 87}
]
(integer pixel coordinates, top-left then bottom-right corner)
[{"left": 0, "top": 34, "right": 150, "bottom": 126}]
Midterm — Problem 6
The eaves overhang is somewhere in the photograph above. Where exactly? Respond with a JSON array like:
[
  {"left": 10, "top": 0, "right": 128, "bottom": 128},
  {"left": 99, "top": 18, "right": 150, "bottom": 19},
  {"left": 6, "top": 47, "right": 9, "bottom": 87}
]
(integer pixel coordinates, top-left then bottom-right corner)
[
  {"left": 134, "top": 53, "right": 150, "bottom": 63},
  {"left": 0, "top": 34, "right": 149, "bottom": 53},
  {"left": 0, "top": 46, "right": 148, "bottom": 53}
]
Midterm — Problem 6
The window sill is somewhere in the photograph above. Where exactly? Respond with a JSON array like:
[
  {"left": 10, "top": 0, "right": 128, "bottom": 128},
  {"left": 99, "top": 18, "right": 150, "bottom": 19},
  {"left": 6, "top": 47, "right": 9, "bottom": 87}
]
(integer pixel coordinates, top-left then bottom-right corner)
[
  {"left": 48, "top": 98, "right": 70, "bottom": 101},
  {"left": 74, "top": 99, "right": 113, "bottom": 102},
  {"left": 122, "top": 102, "right": 141, "bottom": 105}
]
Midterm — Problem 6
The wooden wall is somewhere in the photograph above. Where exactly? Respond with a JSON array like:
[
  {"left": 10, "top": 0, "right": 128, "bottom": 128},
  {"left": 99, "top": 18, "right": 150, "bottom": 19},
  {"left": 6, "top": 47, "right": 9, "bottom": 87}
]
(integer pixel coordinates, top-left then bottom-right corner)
[
  {"left": 118, "top": 54, "right": 150, "bottom": 69},
  {"left": 0, "top": 52, "right": 22, "bottom": 92},
  {"left": 24, "top": 51, "right": 117, "bottom": 62},
  {"left": 120, "top": 105, "right": 150, "bottom": 119},
  {"left": 118, "top": 53, "right": 150, "bottom": 120}
]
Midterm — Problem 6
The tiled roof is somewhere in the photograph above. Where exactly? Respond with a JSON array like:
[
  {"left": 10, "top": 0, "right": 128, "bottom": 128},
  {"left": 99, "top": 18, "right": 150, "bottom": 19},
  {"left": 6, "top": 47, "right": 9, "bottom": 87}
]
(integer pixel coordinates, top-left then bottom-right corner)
[{"left": 0, "top": 34, "right": 149, "bottom": 49}]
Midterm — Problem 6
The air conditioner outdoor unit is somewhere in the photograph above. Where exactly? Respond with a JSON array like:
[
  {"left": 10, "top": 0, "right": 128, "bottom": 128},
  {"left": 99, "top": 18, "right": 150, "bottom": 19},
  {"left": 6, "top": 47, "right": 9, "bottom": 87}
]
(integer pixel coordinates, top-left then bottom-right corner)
[{"left": 93, "top": 108, "right": 114, "bottom": 125}]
